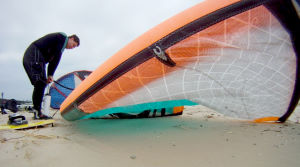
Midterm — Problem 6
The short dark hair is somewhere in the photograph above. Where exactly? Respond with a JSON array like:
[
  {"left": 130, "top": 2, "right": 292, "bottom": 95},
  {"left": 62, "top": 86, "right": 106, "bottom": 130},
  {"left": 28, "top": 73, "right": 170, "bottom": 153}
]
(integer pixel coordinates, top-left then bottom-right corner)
[{"left": 68, "top": 34, "right": 80, "bottom": 46}]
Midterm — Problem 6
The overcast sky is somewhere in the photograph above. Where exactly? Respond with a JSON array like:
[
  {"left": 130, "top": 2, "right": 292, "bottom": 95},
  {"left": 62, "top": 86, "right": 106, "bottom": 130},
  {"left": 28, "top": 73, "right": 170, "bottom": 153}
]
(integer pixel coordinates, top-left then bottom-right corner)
[{"left": 0, "top": 0, "right": 202, "bottom": 101}]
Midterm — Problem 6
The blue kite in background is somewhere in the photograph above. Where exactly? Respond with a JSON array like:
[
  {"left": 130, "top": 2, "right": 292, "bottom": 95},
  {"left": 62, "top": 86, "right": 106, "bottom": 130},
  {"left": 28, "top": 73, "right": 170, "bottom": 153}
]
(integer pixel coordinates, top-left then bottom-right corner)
[{"left": 50, "top": 70, "right": 91, "bottom": 109}]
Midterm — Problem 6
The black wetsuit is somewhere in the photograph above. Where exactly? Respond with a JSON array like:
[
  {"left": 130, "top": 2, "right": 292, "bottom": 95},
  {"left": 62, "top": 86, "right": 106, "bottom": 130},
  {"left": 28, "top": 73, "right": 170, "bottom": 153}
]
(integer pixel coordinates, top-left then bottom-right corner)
[{"left": 23, "top": 32, "right": 68, "bottom": 112}]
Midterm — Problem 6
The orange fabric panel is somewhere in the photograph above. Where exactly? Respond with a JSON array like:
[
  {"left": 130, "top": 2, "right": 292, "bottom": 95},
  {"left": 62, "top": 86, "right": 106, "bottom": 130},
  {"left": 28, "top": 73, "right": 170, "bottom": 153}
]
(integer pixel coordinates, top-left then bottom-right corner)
[
  {"left": 253, "top": 117, "right": 280, "bottom": 123},
  {"left": 166, "top": 5, "right": 273, "bottom": 62},
  {"left": 173, "top": 106, "right": 184, "bottom": 114},
  {"left": 78, "top": 58, "right": 172, "bottom": 113}
]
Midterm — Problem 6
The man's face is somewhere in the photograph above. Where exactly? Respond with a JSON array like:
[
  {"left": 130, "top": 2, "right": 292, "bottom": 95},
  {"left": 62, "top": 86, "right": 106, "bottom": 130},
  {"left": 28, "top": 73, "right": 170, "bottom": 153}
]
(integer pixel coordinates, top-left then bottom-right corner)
[{"left": 66, "top": 37, "right": 78, "bottom": 49}]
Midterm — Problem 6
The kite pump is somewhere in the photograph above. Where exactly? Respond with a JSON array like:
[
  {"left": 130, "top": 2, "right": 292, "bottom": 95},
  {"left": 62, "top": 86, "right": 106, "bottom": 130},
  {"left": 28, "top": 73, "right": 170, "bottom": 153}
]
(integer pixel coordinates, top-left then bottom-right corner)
[{"left": 42, "top": 85, "right": 51, "bottom": 116}]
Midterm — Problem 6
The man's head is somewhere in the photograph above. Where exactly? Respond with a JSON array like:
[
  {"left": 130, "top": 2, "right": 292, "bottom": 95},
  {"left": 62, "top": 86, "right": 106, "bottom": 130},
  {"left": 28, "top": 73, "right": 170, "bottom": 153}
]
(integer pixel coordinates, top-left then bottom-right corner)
[{"left": 66, "top": 34, "right": 80, "bottom": 49}]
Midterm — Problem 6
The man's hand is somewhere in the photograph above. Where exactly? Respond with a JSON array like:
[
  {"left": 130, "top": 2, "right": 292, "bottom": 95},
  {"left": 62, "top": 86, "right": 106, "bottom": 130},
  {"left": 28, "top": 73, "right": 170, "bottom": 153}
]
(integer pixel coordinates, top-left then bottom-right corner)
[{"left": 47, "top": 76, "right": 53, "bottom": 83}]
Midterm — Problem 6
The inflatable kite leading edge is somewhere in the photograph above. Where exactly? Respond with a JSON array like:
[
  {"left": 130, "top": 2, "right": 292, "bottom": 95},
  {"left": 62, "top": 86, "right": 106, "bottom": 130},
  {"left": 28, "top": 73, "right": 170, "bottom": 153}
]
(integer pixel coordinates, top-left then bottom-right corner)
[{"left": 60, "top": 0, "right": 300, "bottom": 122}]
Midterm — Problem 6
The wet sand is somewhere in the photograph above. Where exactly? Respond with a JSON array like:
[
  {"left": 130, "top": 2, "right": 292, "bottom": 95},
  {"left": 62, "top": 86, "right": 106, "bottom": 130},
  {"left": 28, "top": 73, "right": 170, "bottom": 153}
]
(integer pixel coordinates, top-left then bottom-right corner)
[{"left": 1, "top": 105, "right": 300, "bottom": 167}]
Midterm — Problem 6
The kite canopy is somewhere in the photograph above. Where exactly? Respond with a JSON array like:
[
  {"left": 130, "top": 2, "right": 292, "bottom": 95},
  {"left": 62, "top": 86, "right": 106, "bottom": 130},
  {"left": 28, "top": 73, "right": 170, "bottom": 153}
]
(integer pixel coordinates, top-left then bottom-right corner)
[
  {"left": 60, "top": 0, "right": 300, "bottom": 122},
  {"left": 50, "top": 70, "right": 91, "bottom": 109}
]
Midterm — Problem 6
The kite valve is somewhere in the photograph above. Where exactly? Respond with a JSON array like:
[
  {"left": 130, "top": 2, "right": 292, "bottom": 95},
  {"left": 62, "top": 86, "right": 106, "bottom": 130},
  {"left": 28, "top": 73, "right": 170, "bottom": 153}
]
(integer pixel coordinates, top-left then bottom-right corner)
[
  {"left": 73, "top": 102, "right": 78, "bottom": 109},
  {"left": 153, "top": 46, "right": 176, "bottom": 67},
  {"left": 153, "top": 46, "right": 167, "bottom": 61}
]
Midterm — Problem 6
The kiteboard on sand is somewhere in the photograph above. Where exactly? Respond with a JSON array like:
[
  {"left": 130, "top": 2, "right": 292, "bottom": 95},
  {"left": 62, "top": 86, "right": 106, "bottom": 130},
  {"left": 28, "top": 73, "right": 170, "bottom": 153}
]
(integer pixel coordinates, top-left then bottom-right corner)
[
  {"left": 0, "top": 120, "right": 55, "bottom": 130},
  {"left": 0, "top": 114, "right": 55, "bottom": 130}
]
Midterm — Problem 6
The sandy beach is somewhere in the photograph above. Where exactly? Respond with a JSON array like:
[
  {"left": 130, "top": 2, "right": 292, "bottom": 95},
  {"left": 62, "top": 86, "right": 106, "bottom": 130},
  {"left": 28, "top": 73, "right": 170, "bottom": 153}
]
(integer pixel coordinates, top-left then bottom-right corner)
[{"left": 1, "top": 105, "right": 300, "bottom": 167}]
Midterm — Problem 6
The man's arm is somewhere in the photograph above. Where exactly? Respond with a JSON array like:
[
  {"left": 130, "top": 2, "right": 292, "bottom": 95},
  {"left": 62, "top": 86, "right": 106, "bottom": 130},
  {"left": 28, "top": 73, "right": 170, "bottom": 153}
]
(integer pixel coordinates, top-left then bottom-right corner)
[{"left": 47, "top": 53, "right": 62, "bottom": 82}]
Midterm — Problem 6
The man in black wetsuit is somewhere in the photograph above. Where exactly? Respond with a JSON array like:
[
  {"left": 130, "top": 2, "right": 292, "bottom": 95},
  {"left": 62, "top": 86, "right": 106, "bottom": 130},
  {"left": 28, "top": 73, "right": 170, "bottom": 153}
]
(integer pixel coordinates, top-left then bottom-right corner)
[{"left": 23, "top": 32, "right": 80, "bottom": 119}]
